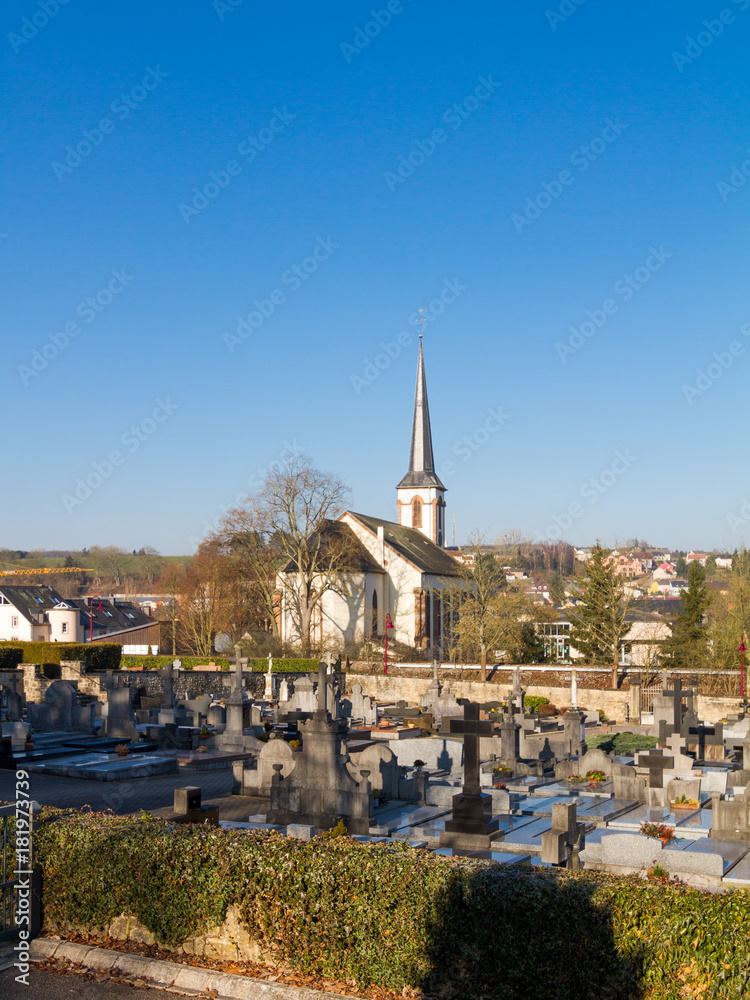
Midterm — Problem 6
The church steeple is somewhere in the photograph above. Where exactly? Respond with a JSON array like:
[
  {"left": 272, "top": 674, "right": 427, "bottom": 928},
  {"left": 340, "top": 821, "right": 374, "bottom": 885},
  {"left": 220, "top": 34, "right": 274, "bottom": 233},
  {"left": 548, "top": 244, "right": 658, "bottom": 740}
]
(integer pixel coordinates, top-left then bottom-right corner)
[{"left": 397, "top": 336, "right": 447, "bottom": 546}]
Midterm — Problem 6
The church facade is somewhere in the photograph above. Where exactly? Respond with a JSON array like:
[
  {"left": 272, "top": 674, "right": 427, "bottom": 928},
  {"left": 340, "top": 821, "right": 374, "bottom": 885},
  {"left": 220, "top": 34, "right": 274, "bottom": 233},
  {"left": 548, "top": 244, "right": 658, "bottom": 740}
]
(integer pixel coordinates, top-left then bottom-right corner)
[{"left": 277, "top": 339, "right": 466, "bottom": 657}]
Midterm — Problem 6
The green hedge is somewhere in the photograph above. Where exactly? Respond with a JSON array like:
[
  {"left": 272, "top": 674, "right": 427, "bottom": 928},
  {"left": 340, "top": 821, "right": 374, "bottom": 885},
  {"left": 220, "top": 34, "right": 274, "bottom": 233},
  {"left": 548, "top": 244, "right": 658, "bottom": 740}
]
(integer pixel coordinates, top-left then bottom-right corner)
[
  {"left": 119, "top": 654, "right": 321, "bottom": 672},
  {"left": 34, "top": 809, "right": 750, "bottom": 999},
  {"left": 0, "top": 641, "right": 121, "bottom": 670},
  {"left": 0, "top": 646, "right": 24, "bottom": 669}
]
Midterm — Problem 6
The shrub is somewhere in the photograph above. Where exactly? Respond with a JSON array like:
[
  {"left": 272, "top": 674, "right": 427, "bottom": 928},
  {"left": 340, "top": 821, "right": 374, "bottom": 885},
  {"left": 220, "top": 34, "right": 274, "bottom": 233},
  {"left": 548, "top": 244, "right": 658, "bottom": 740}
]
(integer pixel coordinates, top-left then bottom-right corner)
[
  {"left": 0, "top": 647, "right": 24, "bottom": 669},
  {"left": 524, "top": 695, "right": 549, "bottom": 711},
  {"left": 588, "top": 733, "right": 658, "bottom": 757},
  {"left": 33, "top": 808, "right": 750, "bottom": 999},
  {"left": 0, "top": 640, "right": 121, "bottom": 670}
]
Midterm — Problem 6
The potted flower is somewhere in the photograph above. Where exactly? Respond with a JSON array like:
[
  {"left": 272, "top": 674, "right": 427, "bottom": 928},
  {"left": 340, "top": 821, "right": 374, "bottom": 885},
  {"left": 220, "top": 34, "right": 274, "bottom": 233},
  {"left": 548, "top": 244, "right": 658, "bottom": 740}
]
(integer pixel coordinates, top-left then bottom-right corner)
[
  {"left": 24, "top": 727, "right": 34, "bottom": 751},
  {"left": 198, "top": 724, "right": 212, "bottom": 740},
  {"left": 413, "top": 759, "right": 426, "bottom": 771},
  {"left": 115, "top": 743, "right": 129, "bottom": 757},
  {"left": 567, "top": 774, "right": 587, "bottom": 785},
  {"left": 289, "top": 739, "right": 301, "bottom": 751},
  {"left": 670, "top": 792, "right": 700, "bottom": 810}
]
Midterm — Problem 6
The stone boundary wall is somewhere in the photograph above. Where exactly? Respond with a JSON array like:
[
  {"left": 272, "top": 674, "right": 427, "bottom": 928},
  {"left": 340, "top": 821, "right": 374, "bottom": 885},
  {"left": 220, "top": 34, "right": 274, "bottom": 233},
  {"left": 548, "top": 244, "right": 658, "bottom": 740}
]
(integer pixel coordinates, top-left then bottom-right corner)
[{"left": 345, "top": 673, "right": 739, "bottom": 725}]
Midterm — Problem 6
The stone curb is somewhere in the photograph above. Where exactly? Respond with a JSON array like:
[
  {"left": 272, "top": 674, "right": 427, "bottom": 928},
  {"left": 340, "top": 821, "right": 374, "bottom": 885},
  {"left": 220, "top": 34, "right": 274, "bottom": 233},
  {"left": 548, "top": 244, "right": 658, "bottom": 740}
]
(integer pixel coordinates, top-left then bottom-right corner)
[{"left": 30, "top": 938, "right": 357, "bottom": 1000}]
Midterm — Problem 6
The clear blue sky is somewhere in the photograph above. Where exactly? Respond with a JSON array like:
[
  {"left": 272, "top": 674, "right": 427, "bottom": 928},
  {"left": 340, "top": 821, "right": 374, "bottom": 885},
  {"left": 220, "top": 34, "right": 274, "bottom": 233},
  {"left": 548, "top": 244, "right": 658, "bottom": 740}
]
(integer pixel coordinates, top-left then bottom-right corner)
[{"left": 3, "top": 0, "right": 749, "bottom": 555}]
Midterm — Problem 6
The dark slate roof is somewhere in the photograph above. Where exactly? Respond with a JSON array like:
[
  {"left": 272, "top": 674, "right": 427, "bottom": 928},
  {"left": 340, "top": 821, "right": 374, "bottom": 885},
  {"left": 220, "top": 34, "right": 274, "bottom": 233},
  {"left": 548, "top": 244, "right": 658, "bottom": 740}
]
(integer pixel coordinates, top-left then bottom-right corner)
[
  {"left": 0, "top": 585, "right": 63, "bottom": 623},
  {"left": 347, "top": 512, "right": 463, "bottom": 576},
  {"left": 397, "top": 339, "right": 446, "bottom": 491},
  {"left": 68, "top": 598, "right": 157, "bottom": 637},
  {"left": 625, "top": 599, "right": 684, "bottom": 622},
  {"left": 279, "top": 521, "right": 385, "bottom": 575}
]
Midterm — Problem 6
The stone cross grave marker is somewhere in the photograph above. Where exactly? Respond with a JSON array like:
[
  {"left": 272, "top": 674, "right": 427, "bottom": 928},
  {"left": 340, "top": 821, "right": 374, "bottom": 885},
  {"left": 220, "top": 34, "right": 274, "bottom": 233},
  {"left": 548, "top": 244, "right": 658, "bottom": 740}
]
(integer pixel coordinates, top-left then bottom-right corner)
[
  {"left": 229, "top": 645, "right": 249, "bottom": 697},
  {"left": 638, "top": 748, "right": 674, "bottom": 789},
  {"left": 449, "top": 702, "right": 493, "bottom": 796}
]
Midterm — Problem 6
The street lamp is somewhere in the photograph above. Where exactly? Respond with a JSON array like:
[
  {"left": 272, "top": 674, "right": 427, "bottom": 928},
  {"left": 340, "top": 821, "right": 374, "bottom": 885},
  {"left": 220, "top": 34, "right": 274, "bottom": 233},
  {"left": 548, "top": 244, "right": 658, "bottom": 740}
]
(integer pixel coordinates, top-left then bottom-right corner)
[{"left": 384, "top": 613, "right": 394, "bottom": 677}]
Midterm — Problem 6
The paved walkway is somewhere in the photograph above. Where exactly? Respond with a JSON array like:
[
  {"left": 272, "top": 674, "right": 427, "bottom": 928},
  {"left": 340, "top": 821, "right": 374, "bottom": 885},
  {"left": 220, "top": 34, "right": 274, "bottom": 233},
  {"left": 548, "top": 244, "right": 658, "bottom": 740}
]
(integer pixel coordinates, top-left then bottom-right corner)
[{"left": 0, "top": 767, "right": 264, "bottom": 820}]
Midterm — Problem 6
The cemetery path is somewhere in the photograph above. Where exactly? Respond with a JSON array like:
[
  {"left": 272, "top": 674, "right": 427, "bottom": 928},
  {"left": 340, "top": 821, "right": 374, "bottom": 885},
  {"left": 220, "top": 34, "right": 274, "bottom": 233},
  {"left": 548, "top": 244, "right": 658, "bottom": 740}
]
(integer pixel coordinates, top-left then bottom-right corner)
[{"left": 0, "top": 768, "right": 266, "bottom": 820}]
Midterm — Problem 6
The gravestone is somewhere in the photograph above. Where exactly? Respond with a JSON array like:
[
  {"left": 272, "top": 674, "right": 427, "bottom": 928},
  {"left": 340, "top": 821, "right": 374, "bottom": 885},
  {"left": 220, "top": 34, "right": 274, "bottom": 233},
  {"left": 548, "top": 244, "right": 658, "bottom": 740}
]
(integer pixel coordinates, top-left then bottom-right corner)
[
  {"left": 510, "top": 668, "right": 525, "bottom": 713},
  {"left": 103, "top": 676, "right": 138, "bottom": 740},
  {"left": 171, "top": 786, "right": 219, "bottom": 827},
  {"left": 235, "top": 738, "right": 296, "bottom": 797},
  {"left": 288, "top": 676, "right": 317, "bottom": 714},
  {"left": 278, "top": 679, "right": 290, "bottom": 704},
  {"left": 267, "top": 663, "right": 371, "bottom": 834},
  {"left": 563, "top": 705, "right": 587, "bottom": 757},
  {"left": 688, "top": 723, "right": 725, "bottom": 761},
  {"left": 499, "top": 714, "right": 521, "bottom": 768},
  {"left": 1, "top": 684, "right": 23, "bottom": 722},
  {"left": 349, "top": 684, "right": 378, "bottom": 726},
  {"left": 265, "top": 655, "right": 274, "bottom": 700},
  {"left": 541, "top": 802, "right": 586, "bottom": 868},
  {"left": 439, "top": 702, "right": 501, "bottom": 850},
  {"left": 347, "top": 743, "right": 401, "bottom": 798},
  {"left": 43, "top": 680, "right": 76, "bottom": 731}
]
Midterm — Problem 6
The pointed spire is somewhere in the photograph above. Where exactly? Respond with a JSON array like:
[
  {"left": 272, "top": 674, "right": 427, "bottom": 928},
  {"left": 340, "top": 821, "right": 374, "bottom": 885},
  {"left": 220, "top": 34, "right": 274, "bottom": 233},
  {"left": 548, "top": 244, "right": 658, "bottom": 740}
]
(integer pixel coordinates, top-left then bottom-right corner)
[{"left": 397, "top": 336, "right": 445, "bottom": 490}]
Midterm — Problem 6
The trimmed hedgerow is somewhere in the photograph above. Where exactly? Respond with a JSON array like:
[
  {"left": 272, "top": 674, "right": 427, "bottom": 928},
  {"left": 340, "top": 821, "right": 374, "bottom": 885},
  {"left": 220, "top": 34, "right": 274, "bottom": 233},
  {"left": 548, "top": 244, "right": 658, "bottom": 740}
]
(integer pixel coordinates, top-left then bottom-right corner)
[
  {"left": 118, "top": 654, "right": 320, "bottom": 673},
  {"left": 0, "top": 641, "right": 121, "bottom": 670},
  {"left": 34, "top": 808, "right": 750, "bottom": 999},
  {"left": 0, "top": 646, "right": 24, "bottom": 669}
]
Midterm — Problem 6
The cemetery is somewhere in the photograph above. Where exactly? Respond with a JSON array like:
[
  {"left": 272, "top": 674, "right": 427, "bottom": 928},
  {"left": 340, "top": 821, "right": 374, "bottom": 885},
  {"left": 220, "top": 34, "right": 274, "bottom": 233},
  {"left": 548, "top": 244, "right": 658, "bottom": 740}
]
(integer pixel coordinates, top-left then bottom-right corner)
[{"left": 3, "top": 654, "right": 750, "bottom": 996}]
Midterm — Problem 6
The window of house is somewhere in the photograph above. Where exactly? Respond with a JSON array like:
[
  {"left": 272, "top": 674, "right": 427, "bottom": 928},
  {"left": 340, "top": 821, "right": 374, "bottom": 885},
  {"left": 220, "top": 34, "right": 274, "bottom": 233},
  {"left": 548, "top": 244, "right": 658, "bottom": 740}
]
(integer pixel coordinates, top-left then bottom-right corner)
[
  {"left": 371, "top": 590, "right": 378, "bottom": 637},
  {"left": 62, "top": 622, "right": 68, "bottom": 633},
  {"left": 412, "top": 497, "right": 422, "bottom": 528},
  {"left": 11, "top": 616, "right": 18, "bottom": 627}
]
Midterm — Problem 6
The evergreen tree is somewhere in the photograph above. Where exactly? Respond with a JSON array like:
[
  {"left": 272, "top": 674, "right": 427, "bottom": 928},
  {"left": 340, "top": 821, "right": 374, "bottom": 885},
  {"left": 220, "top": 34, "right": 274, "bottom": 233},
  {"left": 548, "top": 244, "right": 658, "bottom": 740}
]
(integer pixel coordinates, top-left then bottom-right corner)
[
  {"left": 569, "top": 544, "right": 630, "bottom": 685},
  {"left": 666, "top": 561, "right": 711, "bottom": 667}
]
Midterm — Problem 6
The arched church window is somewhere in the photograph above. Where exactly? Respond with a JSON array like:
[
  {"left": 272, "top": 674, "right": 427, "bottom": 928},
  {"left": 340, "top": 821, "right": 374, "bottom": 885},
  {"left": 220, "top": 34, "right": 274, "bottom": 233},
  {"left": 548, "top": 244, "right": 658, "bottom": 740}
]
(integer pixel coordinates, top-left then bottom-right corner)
[
  {"left": 371, "top": 590, "right": 378, "bottom": 637},
  {"left": 412, "top": 497, "right": 422, "bottom": 528}
]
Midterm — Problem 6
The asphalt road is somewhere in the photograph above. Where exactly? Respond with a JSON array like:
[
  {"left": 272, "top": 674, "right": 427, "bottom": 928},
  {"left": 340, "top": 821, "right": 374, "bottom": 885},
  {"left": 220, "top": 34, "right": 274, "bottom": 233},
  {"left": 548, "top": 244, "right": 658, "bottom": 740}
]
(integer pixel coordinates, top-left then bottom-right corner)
[{"left": 0, "top": 966, "right": 169, "bottom": 998}]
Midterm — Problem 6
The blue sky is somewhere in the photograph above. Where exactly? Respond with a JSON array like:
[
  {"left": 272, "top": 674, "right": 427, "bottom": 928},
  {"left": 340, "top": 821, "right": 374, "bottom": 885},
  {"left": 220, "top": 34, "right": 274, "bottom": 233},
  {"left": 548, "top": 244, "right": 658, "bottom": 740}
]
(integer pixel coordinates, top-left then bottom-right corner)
[{"left": 3, "top": 0, "right": 750, "bottom": 555}]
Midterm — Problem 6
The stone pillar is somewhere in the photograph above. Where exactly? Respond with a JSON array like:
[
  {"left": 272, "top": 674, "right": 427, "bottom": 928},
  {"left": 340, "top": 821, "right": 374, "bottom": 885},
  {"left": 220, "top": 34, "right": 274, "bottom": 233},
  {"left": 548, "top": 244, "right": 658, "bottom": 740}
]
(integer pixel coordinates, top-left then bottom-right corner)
[
  {"left": 629, "top": 683, "right": 642, "bottom": 725},
  {"left": 563, "top": 705, "right": 586, "bottom": 757},
  {"left": 743, "top": 735, "right": 750, "bottom": 771},
  {"left": 500, "top": 718, "right": 520, "bottom": 766},
  {"left": 570, "top": 669, "right": 577, "bottom": 708}
]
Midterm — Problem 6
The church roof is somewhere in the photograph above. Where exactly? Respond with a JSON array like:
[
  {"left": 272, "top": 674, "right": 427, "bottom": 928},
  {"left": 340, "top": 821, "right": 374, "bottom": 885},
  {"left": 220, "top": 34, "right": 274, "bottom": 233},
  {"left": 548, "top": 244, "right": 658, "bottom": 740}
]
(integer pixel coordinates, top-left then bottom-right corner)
[
  {"left": 347, "top": 512, "right": 463, "bottom": 577},
  {"left": 397, "top": 338, "right": 446, "bottom": 491},
  {"left": 279, "top": 520, "right": 385, "bottom": 575}
]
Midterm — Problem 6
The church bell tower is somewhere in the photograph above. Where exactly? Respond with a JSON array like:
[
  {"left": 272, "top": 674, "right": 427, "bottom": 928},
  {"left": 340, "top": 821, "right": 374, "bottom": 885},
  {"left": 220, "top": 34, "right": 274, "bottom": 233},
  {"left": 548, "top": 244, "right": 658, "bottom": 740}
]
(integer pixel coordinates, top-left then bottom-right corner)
[{"left": 396, "top": 336, "right": 447, "bottom": 547}]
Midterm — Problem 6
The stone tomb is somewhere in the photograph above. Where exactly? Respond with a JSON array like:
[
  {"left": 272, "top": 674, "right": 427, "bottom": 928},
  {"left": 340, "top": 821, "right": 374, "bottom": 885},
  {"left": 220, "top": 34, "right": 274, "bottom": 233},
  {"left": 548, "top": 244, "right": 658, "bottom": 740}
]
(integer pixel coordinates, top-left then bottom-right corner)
[
  {"left": 439, "top": 703, "right": 502, "bottom": 851},
  {"left": 267, "top": 664, "right": 371, "bottom": 834}
]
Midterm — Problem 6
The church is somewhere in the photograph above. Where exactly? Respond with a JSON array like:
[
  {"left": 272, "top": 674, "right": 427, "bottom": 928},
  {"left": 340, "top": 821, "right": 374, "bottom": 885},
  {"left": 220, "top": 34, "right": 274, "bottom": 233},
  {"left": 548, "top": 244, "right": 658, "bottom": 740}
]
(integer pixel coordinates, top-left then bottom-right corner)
[{"left": 277, "top": 338, "right": 466, "bottom": 658}]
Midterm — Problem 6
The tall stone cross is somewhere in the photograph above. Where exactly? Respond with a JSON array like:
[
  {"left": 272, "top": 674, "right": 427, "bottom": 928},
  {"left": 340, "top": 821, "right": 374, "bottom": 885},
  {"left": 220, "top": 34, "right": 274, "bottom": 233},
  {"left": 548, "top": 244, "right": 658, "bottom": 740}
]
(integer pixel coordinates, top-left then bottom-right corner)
[
  {"left": 161, "top": 659, "right": 178, "bottom": 709},
  {"left": 638, "top": 748, "right": 674, "bottom": 789},
  {"left": 449, "top": 702, "right": 493, "bottom": 796},
  {"left": 230, "top": 645, "right": 249, "bottom": 698},
  {"left": 570, "top": 669, "right": 578, "bottom": 708},
  {"left": 316, "top": 662, "right": 328, "bottom": 715}
]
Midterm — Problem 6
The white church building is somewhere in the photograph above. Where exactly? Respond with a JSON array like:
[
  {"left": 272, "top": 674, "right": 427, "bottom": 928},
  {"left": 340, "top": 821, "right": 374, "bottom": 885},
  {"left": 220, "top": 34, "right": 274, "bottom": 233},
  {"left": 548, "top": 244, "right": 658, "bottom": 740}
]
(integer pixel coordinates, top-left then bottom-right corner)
[{"left": 277, "top": 338, "right": 466, "bottom": 657}]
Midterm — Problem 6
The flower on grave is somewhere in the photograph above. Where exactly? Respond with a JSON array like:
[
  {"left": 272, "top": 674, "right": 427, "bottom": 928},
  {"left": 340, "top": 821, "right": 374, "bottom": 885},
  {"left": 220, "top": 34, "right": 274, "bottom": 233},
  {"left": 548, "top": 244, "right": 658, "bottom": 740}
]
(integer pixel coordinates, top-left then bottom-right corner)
[
  {"left": 413, "top": 760, "right": 425, "bottom": 770},
  {"left": 586, "top": 770, "right": 607, "bottom": 783},
  {"left": 640, "top": 821, "right": 675, "bottom": 844}
]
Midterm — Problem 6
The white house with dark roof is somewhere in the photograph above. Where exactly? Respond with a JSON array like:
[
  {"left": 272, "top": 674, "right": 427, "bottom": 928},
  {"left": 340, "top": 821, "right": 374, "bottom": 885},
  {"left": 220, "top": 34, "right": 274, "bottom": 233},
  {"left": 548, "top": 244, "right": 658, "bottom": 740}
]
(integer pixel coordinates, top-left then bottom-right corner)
[
  {"left": 0, "top": 585, "right": 160, "bottom": 652},
  {"left": 277, "top": 338, "right": 466, "bottom": 656}
]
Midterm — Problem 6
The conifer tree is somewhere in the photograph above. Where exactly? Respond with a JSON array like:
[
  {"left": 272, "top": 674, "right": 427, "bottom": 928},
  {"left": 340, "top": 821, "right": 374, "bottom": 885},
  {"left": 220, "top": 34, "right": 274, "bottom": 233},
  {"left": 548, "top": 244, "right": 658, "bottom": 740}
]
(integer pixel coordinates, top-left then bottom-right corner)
[
  {"left": 665, "top": 561, "right": 711, "bottom": 668},
  {"left": 569, "top": 544, "right": 630, "bottom": 686}
]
